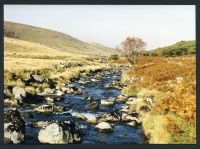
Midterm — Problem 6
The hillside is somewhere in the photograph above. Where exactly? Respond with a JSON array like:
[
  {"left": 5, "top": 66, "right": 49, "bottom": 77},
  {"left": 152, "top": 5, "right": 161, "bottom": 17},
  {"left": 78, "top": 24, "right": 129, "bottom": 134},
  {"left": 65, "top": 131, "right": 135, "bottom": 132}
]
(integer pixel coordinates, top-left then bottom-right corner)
[
  {"left": 4, "top": 21, "right": 118, "bottom": 56},
  {"left": 144, "top": 40, "right": 195, "bottom": 57}
]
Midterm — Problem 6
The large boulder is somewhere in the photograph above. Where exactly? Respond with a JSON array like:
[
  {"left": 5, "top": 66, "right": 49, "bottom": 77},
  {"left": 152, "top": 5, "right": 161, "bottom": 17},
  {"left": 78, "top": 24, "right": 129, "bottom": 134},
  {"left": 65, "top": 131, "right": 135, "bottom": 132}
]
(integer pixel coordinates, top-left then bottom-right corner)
[
  {"left": 95, "top": 122, "right": 113, "bottom": 132},
  {"left": 12, "top": 87, "right": 26, "bottom": 102},
  {"left": 38, "top": 121, "right": 81, "bottom": 144},
  {"left": 4, "top": 109, "right": 25, "bottom": 144}
]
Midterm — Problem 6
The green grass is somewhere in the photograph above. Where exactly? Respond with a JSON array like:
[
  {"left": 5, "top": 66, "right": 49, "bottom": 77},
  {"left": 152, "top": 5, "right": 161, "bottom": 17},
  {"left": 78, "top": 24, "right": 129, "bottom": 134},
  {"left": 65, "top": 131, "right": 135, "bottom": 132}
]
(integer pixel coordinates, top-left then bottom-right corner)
[
  {"left": 142, "top": 112, "right": 196, "bottom": 144},
  {"left": 144, "top": 40, "right": 195, "bottom": 56},
  {"left": 122, "top": 86, "right": 164, "bottom": 100},
  {"left": 4, "top": 21, "right": 119, "bottom": 56}
]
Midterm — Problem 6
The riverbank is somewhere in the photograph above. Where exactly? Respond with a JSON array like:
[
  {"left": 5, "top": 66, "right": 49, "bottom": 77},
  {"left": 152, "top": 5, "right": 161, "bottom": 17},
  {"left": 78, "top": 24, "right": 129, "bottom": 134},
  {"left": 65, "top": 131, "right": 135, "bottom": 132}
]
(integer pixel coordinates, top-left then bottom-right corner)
[
  {"left": 4, "top": 65, "right": 148, "bottom": 144},
  {"left": 113, "top": 56, "right": 196, "bottom": 144}
]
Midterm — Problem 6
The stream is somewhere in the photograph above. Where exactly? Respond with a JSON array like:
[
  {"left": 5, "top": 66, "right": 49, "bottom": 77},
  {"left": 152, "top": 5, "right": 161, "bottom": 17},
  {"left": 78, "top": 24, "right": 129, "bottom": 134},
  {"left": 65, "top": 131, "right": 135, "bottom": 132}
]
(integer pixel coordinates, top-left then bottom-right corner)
[{"left": 5, "top": 66, "right": 146, "bottom": 144}]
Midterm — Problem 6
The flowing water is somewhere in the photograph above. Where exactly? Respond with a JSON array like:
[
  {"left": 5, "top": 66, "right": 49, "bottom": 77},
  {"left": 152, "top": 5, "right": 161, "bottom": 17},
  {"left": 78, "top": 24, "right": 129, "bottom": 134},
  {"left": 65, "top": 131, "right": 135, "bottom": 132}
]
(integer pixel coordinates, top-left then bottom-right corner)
[{"left": 5, "top": 66, "right": 146, "bottom": 144}]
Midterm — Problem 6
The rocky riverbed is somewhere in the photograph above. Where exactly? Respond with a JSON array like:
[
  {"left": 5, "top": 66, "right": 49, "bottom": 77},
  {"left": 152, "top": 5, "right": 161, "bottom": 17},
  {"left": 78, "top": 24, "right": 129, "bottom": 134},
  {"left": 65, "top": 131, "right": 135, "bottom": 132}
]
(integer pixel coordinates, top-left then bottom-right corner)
[{"left": 4, "top": 66, "right": 149, "bottom": 144}]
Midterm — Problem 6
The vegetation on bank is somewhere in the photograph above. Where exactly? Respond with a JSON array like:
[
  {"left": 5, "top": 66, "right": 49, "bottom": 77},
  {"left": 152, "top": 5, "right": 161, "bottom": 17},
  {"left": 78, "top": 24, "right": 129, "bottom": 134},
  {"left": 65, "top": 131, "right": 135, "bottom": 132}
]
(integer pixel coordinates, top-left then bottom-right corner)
[
  {"left": 114, "top": 56, "right": 196, "bottom": 144},
  {"left": 144, "top": 40, "right": 195, "bottom": 57},
  {"left": 4, "top": 37, "right": 109, "bottom": 89}
]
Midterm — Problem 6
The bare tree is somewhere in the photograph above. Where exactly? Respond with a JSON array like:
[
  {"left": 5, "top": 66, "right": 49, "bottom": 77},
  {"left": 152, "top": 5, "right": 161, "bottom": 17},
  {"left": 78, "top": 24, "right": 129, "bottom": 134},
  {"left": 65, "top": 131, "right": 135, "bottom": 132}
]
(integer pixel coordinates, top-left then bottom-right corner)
[{"left": 120, "top": 36, "right": 146, "bottom": 65}]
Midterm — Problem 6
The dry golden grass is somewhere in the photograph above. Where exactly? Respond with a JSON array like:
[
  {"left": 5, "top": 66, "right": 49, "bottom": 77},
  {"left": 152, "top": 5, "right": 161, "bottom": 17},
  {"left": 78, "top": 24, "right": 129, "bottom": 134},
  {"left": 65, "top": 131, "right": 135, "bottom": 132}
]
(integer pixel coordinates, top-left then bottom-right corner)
[
  {"left": 4, "top": 37, "right": 89, "bottom": 71},
  {"left": 4, "top": 37, "right": 108, "bottom": 87}
]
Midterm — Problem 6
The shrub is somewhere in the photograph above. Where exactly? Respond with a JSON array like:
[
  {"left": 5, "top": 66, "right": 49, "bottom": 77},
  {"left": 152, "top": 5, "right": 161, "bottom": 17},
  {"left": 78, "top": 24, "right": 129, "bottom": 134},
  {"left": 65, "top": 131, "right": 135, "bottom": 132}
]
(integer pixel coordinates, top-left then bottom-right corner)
[{"left": 109, "top": 54, "right": 119, "bottom": 60}]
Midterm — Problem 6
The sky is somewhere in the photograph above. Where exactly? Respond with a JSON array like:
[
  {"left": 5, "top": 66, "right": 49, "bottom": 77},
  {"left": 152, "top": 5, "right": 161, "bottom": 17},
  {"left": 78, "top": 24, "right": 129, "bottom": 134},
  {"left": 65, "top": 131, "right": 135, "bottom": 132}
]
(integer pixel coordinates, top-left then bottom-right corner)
[{"left": 4, "top": 5, "right": 195, "bottom": 50}]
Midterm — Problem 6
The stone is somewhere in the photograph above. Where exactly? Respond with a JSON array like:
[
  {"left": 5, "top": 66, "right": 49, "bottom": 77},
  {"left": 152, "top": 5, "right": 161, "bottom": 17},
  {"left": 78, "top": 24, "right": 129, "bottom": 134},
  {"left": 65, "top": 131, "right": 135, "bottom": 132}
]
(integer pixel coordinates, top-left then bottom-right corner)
[
  {"left": 45, "top": 97, "right": 54, "bottom": 102},
  {"left": 101, "top": 98, "right": 115, "bottom": 105},
  {"left": 121, "top": 113, "right": 141, "bottom": 123},
  {"left": 127, "top": 121, "right": 136, "bottom": 127},
  {"left": 95, "top": 122, "right": 113, "bottom": 132},
  {"left": 98, "top": 111, "right": 121, "bottom": 122},
  {"left": 126, "top": 97, "right": 143, "bottom": 105},
  {"left": 35, "top": 87, "right": 42, "bottom": 93},
  {"left": 85, "top": 102, "right": 99, "bottom": 110},
  {"left": 139, "top": 106, "right": 151, "bottom": 113},
  {"left": 62, "top": 85, "right": 81, "bottom": 94},
  {"left": 34, "top": 105, "right": 54, "bottom": 114},
  {"left": 54, "top": 105, "right": 65, "bottom": 113},
  {"left": 78, "top": 80, "right": 91, "bottom": 84},
  {"left": 32, "top": 74, "right": 45, "bottom": 83},
  {"left": 4, "top": 109, "right": 25, "bottom": 144},
  {"left": 119, "top": 105, "right": 129, "bottom": 113},
  {"left": 4, "top": 138, "right": 14, "bottom": 144},
  {"left": 71, "top": 112, "right": 87, "bottom": 121},
  {"left": 33, "top": 121, "right": 49, "bottom": 128},
  {"left": 25, "top": 74, "right": 45, "bottom": 85},
  {"left": 4, "top": 86, "right": 12, "bottom": 97},
  {"left": 12, "top": 87, "right": 26, "bottom": 101},
  {"left": 20, "top": 111, "right": 34, "bottom": 120},
  {"left": 144, "top": 97, "right": 153, "bottom": 105},
  {"left": 116, "top": 95, "right": 127, "bottom": 102},
  {"left": 85, "top": 96, "right": 93, "bottom": 100},
  {"left": 44, "top": 88, "right": 55, "bottom": 94},
  {"left": 176, "top": 77, "right": 184, "bottom": 83},
  {"left": 38, "top": 121, "right": 81, "bottom": 144},
  {"left": 4, "top": 99, "right": 19, "bottom": 107},
  {"left": 105, "top": 81, "right": 123, "bottom": 89},
  {"left": 91, "top": 78, "right": 99, "bottom": 82},
  {"left": 72, "top": 112, "right": 97, "bottom": 124},
  {"left": 61, "top": 87, "right": 68, "bottom": 93},
  {"left": 56, "top": 90, "right": 64, "bottom": 96}
]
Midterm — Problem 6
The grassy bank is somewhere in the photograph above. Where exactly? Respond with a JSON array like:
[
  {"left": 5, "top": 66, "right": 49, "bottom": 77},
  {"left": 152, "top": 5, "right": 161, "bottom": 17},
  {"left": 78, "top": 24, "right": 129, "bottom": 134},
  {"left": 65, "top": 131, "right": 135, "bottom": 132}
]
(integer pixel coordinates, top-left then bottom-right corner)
[
  {"left": 115, "top": 56, "right": 196, "bottom": 144},
  {"left": 4, "top": 37, "right": 108, "bottom": 88}
]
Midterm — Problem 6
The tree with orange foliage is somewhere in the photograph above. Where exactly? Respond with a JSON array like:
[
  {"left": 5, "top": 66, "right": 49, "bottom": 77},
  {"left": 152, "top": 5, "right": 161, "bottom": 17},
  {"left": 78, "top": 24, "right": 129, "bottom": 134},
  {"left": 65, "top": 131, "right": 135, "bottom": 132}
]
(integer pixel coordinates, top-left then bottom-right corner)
[{"left": 121, "top": 36, "right": 146, "bottom": 65}]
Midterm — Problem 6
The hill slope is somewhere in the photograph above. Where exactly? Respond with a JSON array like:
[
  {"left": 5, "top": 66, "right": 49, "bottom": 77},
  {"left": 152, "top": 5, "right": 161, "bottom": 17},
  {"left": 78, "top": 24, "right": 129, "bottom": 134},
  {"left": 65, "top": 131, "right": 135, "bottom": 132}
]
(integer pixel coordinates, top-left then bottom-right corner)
[
  {"left": 144, "top": 40, "right": 195, "bottom": 56},
  {"left": 4, "top": 21, "right": 118, "bottom": 56}
]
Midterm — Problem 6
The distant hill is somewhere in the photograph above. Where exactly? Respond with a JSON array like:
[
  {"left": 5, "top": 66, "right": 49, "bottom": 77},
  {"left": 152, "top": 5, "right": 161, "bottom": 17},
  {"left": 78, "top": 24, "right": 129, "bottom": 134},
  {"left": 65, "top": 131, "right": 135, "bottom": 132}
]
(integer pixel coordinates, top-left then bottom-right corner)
[
  {"left": 144, "top": 40, "right": 196, "bottom": 57},
  {"left": 4, "top": 21, "right": 119, "bottom": 56}
]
